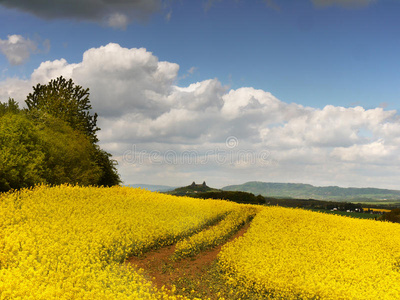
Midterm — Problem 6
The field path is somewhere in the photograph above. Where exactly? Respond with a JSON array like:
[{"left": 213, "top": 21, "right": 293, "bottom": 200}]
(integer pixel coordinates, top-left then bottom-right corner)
[{"left": 126, "top": 222, "right": 250, "bottom": 295}]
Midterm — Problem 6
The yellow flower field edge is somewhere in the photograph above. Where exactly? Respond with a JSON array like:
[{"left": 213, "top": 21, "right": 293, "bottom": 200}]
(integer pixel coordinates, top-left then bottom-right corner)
[
  {"left": 172, "top": 206, "right": 258, "bottom": 260},
  {"left": 218, "top": 206, "right": 400, "bottom": 300},
  {"left": 0, "top": 184, "right": 240, "bottom": 299},
  {"left": 364, "top": 207, "right": 392, "bottom": 213}
]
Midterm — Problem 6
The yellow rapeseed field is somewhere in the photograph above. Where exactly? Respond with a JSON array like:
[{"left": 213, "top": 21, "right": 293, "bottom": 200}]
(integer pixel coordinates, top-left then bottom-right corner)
[
  {"left": 0, "top": 184, "right": 239, "bottom": 299},
  {"left": 363, "top": 207, "right": 392, "bottom": 213},
  {"left": 173, "top": 206, "right": 258, "bottom": 260},
  {"left": 4, "top": 185, "right": 400, "bottom": 300},
  {"left": 218, "top": 206, "right": 400, "bottom": 299}
]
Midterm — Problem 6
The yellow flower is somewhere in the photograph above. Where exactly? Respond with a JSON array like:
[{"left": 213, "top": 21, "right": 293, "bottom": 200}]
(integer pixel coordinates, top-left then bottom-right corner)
[
  {"left": 0, "top": 185, "right": 237, "bottom": 299},
  {"left": 218, "top": 206, "right": 400, "bottom": 299}
]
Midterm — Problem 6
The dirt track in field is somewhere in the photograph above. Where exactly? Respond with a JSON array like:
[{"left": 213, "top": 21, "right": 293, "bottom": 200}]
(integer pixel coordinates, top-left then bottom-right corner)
[{"left": 126, "top": 222, "right": 250, "bottom": 293}]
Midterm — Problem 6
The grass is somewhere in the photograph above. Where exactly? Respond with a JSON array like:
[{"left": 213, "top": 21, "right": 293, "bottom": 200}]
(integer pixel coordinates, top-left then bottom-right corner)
[
  {"left": 357, "top": 201, "right": 400, "bottom": 207},
  {"left": 305, "top": 208, "right": 379, "bottom": 219}
]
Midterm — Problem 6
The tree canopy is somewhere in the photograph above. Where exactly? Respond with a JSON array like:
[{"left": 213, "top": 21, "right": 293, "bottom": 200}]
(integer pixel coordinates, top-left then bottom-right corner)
[
  {"left": 26, "top": 76, "right": 99, "bottom": 143},
  {"left": 0, "top": 98, "right": 20, "bottom": 116},
  {"left": 0, "top": 113, "right": 103, "bottom": 192},
  {"left": 0, "top": 77, "right": 121, "bottom": 192}
]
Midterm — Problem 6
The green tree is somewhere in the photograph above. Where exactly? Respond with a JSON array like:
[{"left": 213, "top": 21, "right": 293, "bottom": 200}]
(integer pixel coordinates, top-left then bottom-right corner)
[
  {"left": 0, "top": 113, "right": 46, "bottom": 191},
  {"left": 36, "top": 114, "right": 103, "bottom": 186},
  {"left": 25, "top": 76, "right": 121, "bottom": 187},
  {"left": 25, "top": 76, "right": 99, "bottom": 143},
  {"left": 0, "top": 98, "right": 20, "bottom": 117},
  {"left": 94, "top": 147, "right": 121, "bottom": 187},
  {"left": 379, "top": 209, "right": 400, "bottom": 224},
  {"left": 0, "top": 112, "right": 103, "bottom": 192}
]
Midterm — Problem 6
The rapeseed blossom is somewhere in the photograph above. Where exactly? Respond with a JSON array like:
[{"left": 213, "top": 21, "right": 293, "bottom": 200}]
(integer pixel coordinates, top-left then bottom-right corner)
[
  {"left": 218, "top": 206, "right": 400, "bottom": 299},
  {"left": 173, "top": 206, "right": 258, "bottom": 260},
  {"left": 4, "top": 185, "right": 397, "bottom": 299},
  {"left": 0, "top": 185, "right": 238, "bottom": 299}
]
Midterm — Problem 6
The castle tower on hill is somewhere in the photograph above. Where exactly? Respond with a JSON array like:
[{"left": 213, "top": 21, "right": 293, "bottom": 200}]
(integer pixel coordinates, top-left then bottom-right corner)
[{"left": 190, "top": 181, "right": 207, "bottom": 187}]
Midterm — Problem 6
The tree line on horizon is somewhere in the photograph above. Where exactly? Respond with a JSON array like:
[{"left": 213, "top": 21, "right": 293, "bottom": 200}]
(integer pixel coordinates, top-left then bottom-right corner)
[{"left": 0, "top": 76, "right": 120, "bottom": 192}]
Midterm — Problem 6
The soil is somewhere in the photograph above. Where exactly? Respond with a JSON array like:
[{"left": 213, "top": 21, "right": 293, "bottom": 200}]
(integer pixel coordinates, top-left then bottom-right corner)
[{"left": 125, "top": 222, "right": 250, "bottom": 295}]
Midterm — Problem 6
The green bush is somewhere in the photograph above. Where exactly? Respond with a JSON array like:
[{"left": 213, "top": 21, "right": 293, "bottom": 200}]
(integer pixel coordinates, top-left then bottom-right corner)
[
  {"left": 0, "top": 113, "right": 102, "bottom": 191},
  {"left": 0, "top": 114, "right": 46, "bottom": 191},
  {"left": 379, "top": 208, "right": 400, "bottom": 223}
]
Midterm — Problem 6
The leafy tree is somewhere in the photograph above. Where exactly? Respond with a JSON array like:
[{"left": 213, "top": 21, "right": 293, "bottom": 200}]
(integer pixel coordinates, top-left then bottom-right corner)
[
  {"left": 0, "top": 98, "right": 20, "bottom": 116},
  {"left": 25, "top": 76, "right": 121, "bottom": 187},
  {"left": 191, "top": 191, "right": 266, "bottom": 204},
  {"left": 25, "top": 76, "right": 99, "bottom": 143},
  {"left": 0, "top": 109, "right": 102, "bottom": 191},
  {"left": 0, "top": 113, "right": 46, "bottom": 191},
  {"left": 94, "top": 147, "right": 121, "bottom": 187},
  {"left": 379, "top": 209, "right": 400, "bottom": 224},
  {"left": 35, "top": 114, "right": 103, "bottom": 186},
  {"left": 0, "top": 77, "right": 121, "bottom": 191}
]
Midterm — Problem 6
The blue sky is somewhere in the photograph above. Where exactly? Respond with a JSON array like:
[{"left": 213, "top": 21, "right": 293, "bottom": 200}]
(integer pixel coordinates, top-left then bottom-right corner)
[
  {"left": 1, "top": 0, "right": 400, "bottom": 189},
  {"left": 2, "top": 0, "right": 399, "bottom": 109}
]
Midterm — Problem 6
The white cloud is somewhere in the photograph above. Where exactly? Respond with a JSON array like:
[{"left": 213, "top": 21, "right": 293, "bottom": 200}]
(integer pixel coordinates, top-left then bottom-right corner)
[
  {"left": 331, "top": 140, "right": 397, "bottom": 163},
  {"left": 31, "top": 59, "right": 77, "bottom": 83},
  {"left": 0, "top": 77, "right": 31, "bottom": 102},
  {"left": 0, "top": 35, "right": 51, "bottom": 66},
  {"left": 0, "top": 35, "right": 37, "bottom": 65},
  {"left": 2, "top": 42, "right": 400, "bottom": 189},
  {"left": 263, "top": 105, "right": 397, "bottom": 149},
  {"left": 107, "top": 13, "right": 129, "bottom": 30},
  {"left": 221, "top": 87, "right": 285, "bottom": 120}
]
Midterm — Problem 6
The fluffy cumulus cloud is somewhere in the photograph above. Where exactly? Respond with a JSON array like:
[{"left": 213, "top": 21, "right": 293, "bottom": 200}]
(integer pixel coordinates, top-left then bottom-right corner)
[
  {"left": 0, "top": 35, "right": 36, "bottom": 65},
  {"left": 331, "top": 140, "right": 397, "bottom": 163},
  {"left": 0, "top": 0, "right": 162, "bottom": 29},
  {"left": 2, "top": 43, "right": 400, "bottom": 188},
  {"left": 0, "top": 34, "right": 50, "bottom": 65}
]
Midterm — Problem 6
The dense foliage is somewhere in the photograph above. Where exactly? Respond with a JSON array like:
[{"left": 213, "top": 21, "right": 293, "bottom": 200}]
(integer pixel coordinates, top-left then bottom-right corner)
[
  {"left": 0, "top": 113, "right": 45, "bottom": 191},
  {"left": 192, "top": 190, "right": 266, "bottom": 205},
  {"left": 0, "top": 113, "right": 101, "bottom": 192},
  {"left": 0, "top": 77, "right": 120, "bottom": 191},
  {"left": 379, "top": 208, "right": 400, "bottom": 223},
  {"left": 26, "top": 76, "right": 99, "bottom": 143},
  {"left": 264, "top": 197, "right": 363, "bottom": 211},
  {"left": 167, "top": 181, "right": 220, "bottom": 196},
  {"left": 0, "top": 98, "right": 19, "bottom": 115}
]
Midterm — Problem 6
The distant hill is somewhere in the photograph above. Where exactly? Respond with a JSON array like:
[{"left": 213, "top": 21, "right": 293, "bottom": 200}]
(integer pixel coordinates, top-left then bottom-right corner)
[
  {"left": 167, "top": 182, "right": 266, "bottom": 205},
  {"left": 222, "top": 181, "right": 400, "bottom": 202},
  {"left": 167, "top": 181, "right": 220, "bottom": 196},
  {"left": 127, "top": 184, "right": 176, "bottom": 192}
]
